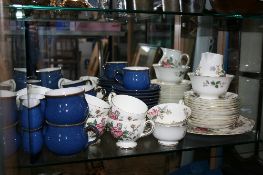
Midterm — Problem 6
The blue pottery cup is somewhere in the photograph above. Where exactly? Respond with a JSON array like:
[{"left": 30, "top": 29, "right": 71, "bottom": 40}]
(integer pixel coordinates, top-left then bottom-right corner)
[
  {"left": 13, "top": 68, "right": 27, "bottom": 91},
  {"left": 45, "top": 87, "right": 88, "bottom": 125},
  {"left": 0, "top": 90, "right": 18, "bottom": 126},
  {"left": 20, "top": 98, "right": 43, "bottom": 130},
  {"left": 20, "top": 94, "right": 46, "bottom": 117},
  {"left": 36, "top": 67, "right": 63, "bottom": 89},
  {"left": 115, "top": 66, "right": 150, "bottom": 90},
  {"left": 44, "top": 120, "right": 99, "bottom": 156},
  {"left": 104, "top": 61, "right": 128, "bottom": 80},
  {"left": 2, "top": 122, "right": 20, "bottom": 157},
  {"left": 21, "top": 127, "right": 43, "bottom": 155}
]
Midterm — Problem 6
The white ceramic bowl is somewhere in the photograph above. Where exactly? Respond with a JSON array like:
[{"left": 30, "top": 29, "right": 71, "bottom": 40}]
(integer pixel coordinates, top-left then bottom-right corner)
[
  {"left": 188, "top": 72, "right": 234, "bottom": 99},
  {"left": 153, "top": 122, "right": 187, "bottom": 146},
  {"left": 147, "top": 102, "right": 191, "bottom": 125},
  {"left": 153, "top": 64, "right": 190, "bottom": 83}
]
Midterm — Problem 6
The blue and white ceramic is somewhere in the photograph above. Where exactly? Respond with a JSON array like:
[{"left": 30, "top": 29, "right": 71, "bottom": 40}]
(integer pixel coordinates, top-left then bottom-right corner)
[
  {"left": 59, "top": 79, "right": 92, "bottom": 88},
  {"left": 22, "top": 127, "right": 43, "bottom": 155},
  {"left": 36, "top": 67, "right": 62, "bottom": 89},
  {"left": 104, "top": 61, "right": 128, "bottom": 80},
  {"left": 0, "top": 90, "right": 18, "bottom": 126},
  {"left": 115, "top": 66, "right": 150, "bottom": 90},
  {"left": 45, "top": 87, "right": 88, "bottom": 124},
  {"left": 13, "top": 68, "right": 27, "bottom": 91},
  {"left": 19, "top": 94, "right": 46, "bottom": 116},
  {"left": 0, "top": 79, "right": 16, "bottom": 91},
  {"left": 2, "top": 122, "right": 20, "bottom": 157},
  {"left": 44, "top": 121, "right": 99, "bottom": 156},
  {"left": 20, "top": 99, "right": 43, "bottom": 129}
]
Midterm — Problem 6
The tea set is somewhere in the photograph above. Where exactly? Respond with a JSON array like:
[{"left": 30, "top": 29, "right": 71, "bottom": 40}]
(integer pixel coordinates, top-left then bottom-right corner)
[{"left": 0, "top": 49, "right": 255, "bottom": 157}]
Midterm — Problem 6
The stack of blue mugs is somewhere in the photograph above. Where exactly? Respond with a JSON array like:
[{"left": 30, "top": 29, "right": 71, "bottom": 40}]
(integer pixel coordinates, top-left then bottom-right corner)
[{"left": 43, "top": 87, "right": 99, "bottom": 156}]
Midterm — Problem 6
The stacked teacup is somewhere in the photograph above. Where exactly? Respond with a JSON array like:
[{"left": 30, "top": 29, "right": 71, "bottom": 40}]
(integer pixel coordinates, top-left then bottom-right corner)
[
  {"left": 43, "top": 87, "right": 99, "bottom": 156},
  {"left": 186, "top": 52, "right": 239, "bottom": 131},
  {"left": 107, "top": 92, "right": 155, "bottom": 149},
  {"left": 152, "top": 47, "right": 191, "bottom": 103}
]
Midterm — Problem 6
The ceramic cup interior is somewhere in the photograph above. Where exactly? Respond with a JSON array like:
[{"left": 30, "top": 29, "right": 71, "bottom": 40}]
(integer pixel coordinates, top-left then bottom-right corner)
[{"left": 45, "top": 87, "right": 84, "bottom": 97}]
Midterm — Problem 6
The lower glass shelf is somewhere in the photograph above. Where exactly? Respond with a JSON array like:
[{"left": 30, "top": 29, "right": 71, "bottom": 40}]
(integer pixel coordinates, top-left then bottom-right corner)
[{"left": 15, "top": 131, "right": 257, "bottom": 168}]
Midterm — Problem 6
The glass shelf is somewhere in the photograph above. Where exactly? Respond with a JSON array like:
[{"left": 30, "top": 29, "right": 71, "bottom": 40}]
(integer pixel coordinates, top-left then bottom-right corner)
[
  {"left": 6, "top": 5, "right": 263, "bottom": 19},
  {"left": 15, "top": 131, "right": 257, "bottom": 168}
]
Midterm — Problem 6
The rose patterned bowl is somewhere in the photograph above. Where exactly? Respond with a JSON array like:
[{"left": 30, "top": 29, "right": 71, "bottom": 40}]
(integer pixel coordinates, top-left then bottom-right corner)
[
  {"left": 153, "top": 64, "right": 190, "bottom": 83},
  {"left": 188, "top": 72, "right": 234, "bottom": 99},
  {"left": 146, "top": 102, "right": 191, "bottom": 125},
  {"left": 107, "top": 118, "right": 154, "bottom": 149},
  {"left": 153, "top": 122, "right": 187, "bottom": 146}
]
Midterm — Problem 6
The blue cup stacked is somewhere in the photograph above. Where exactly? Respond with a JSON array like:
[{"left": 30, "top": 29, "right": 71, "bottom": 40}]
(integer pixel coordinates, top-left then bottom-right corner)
[{"left": 43, "top": 87, "right": 100, "bottom": 156}]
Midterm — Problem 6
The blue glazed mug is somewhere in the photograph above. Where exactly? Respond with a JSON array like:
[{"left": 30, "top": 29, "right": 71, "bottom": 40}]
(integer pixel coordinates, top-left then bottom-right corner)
[
  {"left": 20, "top": 98, "right": 43, "bottom": 130},
  {"left": 21, "top": 127, "right": 43, "bottom": 155},
  {"left": 44, "top": 120, "right": 99, "bottom": 156},
  {"left": 2, "top": 122, "right": 20, "bottom": 157},
  {"left": 104, "top": 61, "right": 128, "bottom": 80},
  {"left": 0, "top": 90, "right": 18, "bottom": 126},
  {"left": 115, "top": 66, "right": 150, "bottom": 90},
  {"left": 36, "top": 67, "right": 63, "bottom": 89},
  {"left": 19, "top": 94, "right": 46, "bottom": 117},
  {"left": 45, "top": 87, "right": 88, "bottom": 125},
  {"left": 13, "top": 68, "right": 27, "bottom": 91}
]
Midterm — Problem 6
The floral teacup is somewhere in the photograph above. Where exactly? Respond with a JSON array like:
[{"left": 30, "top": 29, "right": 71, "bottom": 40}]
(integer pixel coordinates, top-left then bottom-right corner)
[
  {"left": 195, "top": 52, "right": 225, "bottom": 77},
  {"left": 107, "top": 118, "right": 155, "bottom": 149},
  {"left": 85, "top": 116, "right": 107, "bottom": 142},
  {"left": 84, "top": 94, "right": 110, "bottom": 118}
]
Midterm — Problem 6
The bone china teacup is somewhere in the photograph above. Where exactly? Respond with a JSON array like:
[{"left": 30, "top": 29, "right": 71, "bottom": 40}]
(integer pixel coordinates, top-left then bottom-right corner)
[
  {"left": 45, "top": 87, "right": 88, "bottom": 125},
  {"left": 115, "top": 66, "right": 150, "bottom": 90},
  {"left": 84, "top": 94, "right": 110, "bottom": 118},
  {"left": 108, "top": 118, "right": 155, "bottom": 149},
  {"left": 108, "top": 93, "right": 148, "bottom": 121}
]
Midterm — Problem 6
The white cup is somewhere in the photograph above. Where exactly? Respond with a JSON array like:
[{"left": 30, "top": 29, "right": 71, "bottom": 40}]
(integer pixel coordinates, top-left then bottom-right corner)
[{"left": 196, "top": 52, "right": 225, "bottom": 77}]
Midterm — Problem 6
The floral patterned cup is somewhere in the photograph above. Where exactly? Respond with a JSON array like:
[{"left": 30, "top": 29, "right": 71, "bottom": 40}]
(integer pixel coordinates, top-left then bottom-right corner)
[
  {"left": 107, "top": 118, "right": 155, "bottom": 149},
  {"left": 85, "top": 116, "right": 107, "bottom": 143},
  {"left": 158, "top": 48, "right": 190, "bottom": 68},
  {"left": 85, "top": 94, "right": 110, "bottom": 118},
  {"left": 108, "top": 93, "right": 148, "bottom": 121},
  {"left": 195, "top": 52, "right": 225, "bottom": 77}
]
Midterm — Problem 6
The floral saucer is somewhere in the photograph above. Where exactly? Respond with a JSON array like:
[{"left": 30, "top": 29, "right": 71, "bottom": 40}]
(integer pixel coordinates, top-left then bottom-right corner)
[{"left": 187, "top": 115, "right": 255, "bottom": 135}]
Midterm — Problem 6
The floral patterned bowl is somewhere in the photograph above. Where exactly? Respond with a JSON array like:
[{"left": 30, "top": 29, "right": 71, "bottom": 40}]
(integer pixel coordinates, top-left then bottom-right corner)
[
  {"left": 153, "top": 64, "right": 190, "bottom": 83},
  {"left": 188, "top": 72, "right": 234, "bottom": 99},
  {"left": 146, "top": 102, "right": 191, "bottom": 125}
]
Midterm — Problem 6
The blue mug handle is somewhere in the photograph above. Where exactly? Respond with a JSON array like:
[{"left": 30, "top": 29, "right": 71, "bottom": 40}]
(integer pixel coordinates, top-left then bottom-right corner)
[
  {"left": 114, "top": 70, "right": 124, "bottom": 85},
  {"left": 84, "top": 125, "right": 100, "bottom": 147},
  {"left": 85, "top": 80, "right": 93, "bottom": 86}
]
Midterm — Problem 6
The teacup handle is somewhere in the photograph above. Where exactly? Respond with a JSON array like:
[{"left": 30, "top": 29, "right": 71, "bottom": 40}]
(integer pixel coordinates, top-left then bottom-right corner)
[
  {"left": 180, "top": 54, "right": 190, "bottom": 66},
  {"left": 108, "top": 92, "right": 117, "bottom": 106},
  {"left": 84, "top": 125, "right": 100, "bottom": 147},
  {"left": 139, "top": 120, "right": 155, "bottom": 139},
  {"left": 57, "top": 78, "right": 65, "bottom": 88},
  {"left": 114, "top": 71, "right": 123, "bottom": 85},
  {"left": 10, "top": 79, "right": 16, "bottom": 92},
  {"left": 85, "top": 80, "right": 93, "bottom": 86},
  {"left": 95, "top": 86, "right": 107, "bottom": 99}
]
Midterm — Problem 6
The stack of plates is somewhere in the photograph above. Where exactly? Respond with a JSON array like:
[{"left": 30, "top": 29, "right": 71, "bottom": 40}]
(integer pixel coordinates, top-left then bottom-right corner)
[
  {"left": 184, "top": 91, "right": 240, "bottom": 129},
  {"left": 151, "top": 79, "right": 191, "bottom": 103},
  {"left": 112, "top": 84, "right": 160, "bottom": 108},
  {"left": 98, "top": 77, "right": 118, "bottom": 96}
]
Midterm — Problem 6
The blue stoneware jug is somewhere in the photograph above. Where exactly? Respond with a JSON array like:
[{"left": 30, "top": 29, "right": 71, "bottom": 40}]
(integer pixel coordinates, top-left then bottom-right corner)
[
  {"left": 45, "top": 87, "right": 88, "bottom": 124},
  {"left": 13, "top": 68, "right": 27, "bottom": 91},
  {"left": 44, "top": 121, "right": 99, "bottom": 156},
  {"left": 20, "top": 99, "right": 43, "bottom": 130}
]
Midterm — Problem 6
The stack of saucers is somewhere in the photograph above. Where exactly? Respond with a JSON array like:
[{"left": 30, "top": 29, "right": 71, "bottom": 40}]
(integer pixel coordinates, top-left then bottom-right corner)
[
  {"left": 184, "top": 91, "right": 240, "bottom": 129},
  {"left": 112, "top": 84, "right": 160, "bottom": 109},
  {"left": 151, "top": 79, "right": 191, "bottom": 103}
]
